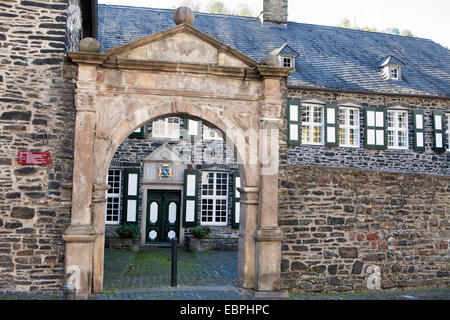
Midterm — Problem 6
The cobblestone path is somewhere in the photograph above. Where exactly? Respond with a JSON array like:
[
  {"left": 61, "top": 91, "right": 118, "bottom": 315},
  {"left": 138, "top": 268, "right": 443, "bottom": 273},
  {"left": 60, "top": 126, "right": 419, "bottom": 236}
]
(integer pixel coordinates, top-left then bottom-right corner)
[
  {"left": 102, "top": 247, "right": 238, "bottom": 292},
  {"left": 0, "top": 247, "right": 449, "bottom": 300}
]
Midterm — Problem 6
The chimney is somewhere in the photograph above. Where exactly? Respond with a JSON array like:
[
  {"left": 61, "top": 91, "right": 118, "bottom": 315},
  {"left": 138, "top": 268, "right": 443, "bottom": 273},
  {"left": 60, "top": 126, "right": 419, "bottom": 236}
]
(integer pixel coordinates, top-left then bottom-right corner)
[{"left": 263, "top": 0, "right": 288, "bottom": 25}]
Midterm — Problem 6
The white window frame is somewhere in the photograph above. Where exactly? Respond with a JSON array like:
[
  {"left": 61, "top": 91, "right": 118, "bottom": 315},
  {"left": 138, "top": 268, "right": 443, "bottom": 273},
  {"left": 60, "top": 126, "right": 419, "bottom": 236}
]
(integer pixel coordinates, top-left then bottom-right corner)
[
  {"left": 200, "top": 172, "right": 228, "bottom": 226},
  {"left": 390, "top": 67, "right": 399, "bottom": 80},
  {"left": 339, "top": 107, "right": 360, "bottom": 148},
  {"left": 387, "top": 110, "right": 409, "bottom": 150},
  {"left": 152, "top": 117, "right": 180, "bottom": 139},
  {"left": 280, "top": 55, "right": 293, "bottom": 68},
  {"left": 301, "top": 103, "right": 325, "bottom": 145},
  {"left": 203, "top": 124, "right": 223, "bottom": 140},
  {"left": 446, "top": 113, "right": 450, "bottom": 151},
  {"left": 105, "top": 169, "right": 122, "bottom": 225}
]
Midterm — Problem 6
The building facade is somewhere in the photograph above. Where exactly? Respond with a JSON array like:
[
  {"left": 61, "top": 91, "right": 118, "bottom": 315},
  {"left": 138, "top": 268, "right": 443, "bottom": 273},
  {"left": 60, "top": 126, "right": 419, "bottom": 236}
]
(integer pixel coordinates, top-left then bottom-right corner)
[
  {"left": 0, "top": 0, "right": 448, "bottom": 297},
  {"left": 106, "top": 118, "right": 240, "bottom": 249}
]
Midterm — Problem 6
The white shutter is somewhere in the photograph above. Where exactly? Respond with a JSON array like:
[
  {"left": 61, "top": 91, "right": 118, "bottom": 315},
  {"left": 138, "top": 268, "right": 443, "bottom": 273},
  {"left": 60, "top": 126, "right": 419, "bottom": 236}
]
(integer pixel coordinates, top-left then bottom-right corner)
[
  {"left": 183, "top": 170, "right": 199, "bottom": 227},
  {"left": 123, "top": 168, "right": 140, "bottom": 223},
  {"left": 287, "top": 100, "right": 301, "bottom": 145}
]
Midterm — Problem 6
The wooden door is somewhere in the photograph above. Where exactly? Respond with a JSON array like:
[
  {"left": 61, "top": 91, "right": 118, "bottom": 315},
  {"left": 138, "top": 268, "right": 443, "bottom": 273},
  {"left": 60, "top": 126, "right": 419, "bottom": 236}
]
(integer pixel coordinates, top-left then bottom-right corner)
[{"left": 146, "top": 190, "right": 180, "bottom": 243}]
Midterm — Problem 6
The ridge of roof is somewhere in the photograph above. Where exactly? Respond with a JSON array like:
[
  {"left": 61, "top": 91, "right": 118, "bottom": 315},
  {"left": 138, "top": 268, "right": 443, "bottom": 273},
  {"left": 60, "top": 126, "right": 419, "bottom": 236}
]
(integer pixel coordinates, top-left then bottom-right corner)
[
  {"left": 97, "top": 3, "right": 450, "bottom": 98},
  {"left": 98, "top": 3, "right": 434, "bottom": 44},
  {"left": 98, "top": 3, "right": 261, "bottom": 21}
]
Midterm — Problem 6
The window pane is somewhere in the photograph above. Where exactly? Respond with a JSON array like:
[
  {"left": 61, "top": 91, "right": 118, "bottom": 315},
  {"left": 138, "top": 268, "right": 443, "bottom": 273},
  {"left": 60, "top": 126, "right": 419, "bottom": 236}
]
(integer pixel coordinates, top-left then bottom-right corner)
[
  {"left": 313, "top": 126, "right": 322, "bottom": 143},
  {"left": 302, "top": 108, "right": 310, "bottom": 123},
  {"left": 398, "top": 131, "right": 407, "bottom": 147},
  {"left": 398, "top": 112, "right": 407, "bottom": 128},
  {"left": 105, "top": 169, "right": 121, "bottom": 224},
  {"left": 349, "top": 109, "right": 356, "bottom": 126},
  {"left": 349, "top": 128, "right": 356, "bottom": 146},
  {"left": 339, "top": 128, "right": 346, "bottom": 145},
  {"left": 302, "top": 105, "right": 324, "bottom": 145},
  {"left": 201, "top": 172, "right": 228, "bottom": 225},
  {"left": 313, "top": 106, "right": 323, "bottom": 123},
  {"left": 339, "top": 109, "right": 346, "bottom": 126},
  {"left": 302, "top": 126, "right": 310, "bottom": 143},
  {"left": 388, "top": 130, "right": 394, "bottom": 147}
]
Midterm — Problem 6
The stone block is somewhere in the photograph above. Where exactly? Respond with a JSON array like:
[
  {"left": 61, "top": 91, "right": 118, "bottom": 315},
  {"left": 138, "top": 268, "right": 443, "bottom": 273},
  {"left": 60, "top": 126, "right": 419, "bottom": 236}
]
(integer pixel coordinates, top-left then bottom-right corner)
[
  {"left": 339, "top": 247, "right": 358, "bottom": 258},
  {"left": 11, "top": 207, "right": 35, "bottom": 219}
]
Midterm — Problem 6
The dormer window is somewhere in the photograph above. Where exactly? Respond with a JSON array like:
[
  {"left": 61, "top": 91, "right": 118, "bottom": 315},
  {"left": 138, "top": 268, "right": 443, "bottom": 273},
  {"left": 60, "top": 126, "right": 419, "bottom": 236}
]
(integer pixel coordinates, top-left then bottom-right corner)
[
  {"left": 268, "top": 43, "right": 299, "bottom": 69},
  {"left": 390, "top": 67, "right": 399, "bottom": 80},
  {"left": 281, "top": 56, "right": 293, "bottom": 68},
  {"left": 379, "top": 55, "right": 405, "bottom": 81}
]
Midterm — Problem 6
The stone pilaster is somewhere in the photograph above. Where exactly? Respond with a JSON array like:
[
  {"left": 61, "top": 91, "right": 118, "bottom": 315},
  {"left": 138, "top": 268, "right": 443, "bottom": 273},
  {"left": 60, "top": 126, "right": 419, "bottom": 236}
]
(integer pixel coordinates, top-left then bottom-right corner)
[
  {"left": 254, "top": 76, "right": 284, "bottom": 291},
  {"left": 91, "top": 183, "right": 110, "bottom": 293},
  {"left": 237, "top": 186, "right": 259, "bottom": 289},
  {"left": 63, "top": 65, "right": 97, "bottom": 299}
]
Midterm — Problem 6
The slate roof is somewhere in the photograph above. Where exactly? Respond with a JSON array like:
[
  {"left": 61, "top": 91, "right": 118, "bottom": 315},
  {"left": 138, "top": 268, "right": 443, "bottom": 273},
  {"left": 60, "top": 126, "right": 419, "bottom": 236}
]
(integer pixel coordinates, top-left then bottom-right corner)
[
  {"left": 97, "top": 4, "right": 450, "bottom": 98},
  {"left": 379, "top": 55, "right": 405, "bottom": 67},
  {"left": 271, "top": 44, "right": 299, "bottom": 57}
]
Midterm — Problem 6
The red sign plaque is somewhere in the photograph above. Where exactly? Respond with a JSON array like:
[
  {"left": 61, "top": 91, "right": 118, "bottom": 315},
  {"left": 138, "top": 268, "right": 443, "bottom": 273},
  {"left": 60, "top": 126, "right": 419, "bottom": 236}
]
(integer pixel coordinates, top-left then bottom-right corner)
[{"left": 17, "top": 151, "right": 51, "bottom": 165}]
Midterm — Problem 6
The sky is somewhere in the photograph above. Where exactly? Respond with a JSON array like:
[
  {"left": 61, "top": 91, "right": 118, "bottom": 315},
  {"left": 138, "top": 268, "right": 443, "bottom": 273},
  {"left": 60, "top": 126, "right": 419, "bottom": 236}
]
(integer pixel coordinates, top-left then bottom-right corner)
[{"left": 98, "top": 0, "right": 450, "bottom": 48}]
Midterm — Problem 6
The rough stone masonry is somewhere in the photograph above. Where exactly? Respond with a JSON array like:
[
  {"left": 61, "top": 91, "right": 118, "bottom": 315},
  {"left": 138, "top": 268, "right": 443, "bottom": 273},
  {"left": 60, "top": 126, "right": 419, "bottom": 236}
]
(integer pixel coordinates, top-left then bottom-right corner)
[
  {"left": 279, "top": 86, "right": 450, "bottom": 292},
  {"left": 0, "top": 0, "right": 78, "bottom": 291},
  {"left": 0, "top": 0, "right": 449, "bottom": 296}
]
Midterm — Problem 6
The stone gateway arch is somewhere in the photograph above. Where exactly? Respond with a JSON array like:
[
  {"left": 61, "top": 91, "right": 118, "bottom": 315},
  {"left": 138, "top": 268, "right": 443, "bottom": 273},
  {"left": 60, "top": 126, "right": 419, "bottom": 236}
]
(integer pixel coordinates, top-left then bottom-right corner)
[{"left": 64, "top": 23, "right": 291, "bottom": 299}]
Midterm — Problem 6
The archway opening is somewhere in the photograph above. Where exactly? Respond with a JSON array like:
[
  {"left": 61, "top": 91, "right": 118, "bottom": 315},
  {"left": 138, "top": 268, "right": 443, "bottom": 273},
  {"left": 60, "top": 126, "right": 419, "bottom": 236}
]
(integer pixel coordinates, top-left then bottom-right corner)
[{"left": 100, "top": 113, "right": 246, "bottom": 292}]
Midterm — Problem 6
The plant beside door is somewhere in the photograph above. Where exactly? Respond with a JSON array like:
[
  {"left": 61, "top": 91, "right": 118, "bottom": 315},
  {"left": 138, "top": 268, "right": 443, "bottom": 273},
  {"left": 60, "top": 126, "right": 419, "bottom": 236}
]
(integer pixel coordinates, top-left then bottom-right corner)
[
  {"left": 116, "top": 223, "right": 141, "bottom": 239},
  {"left": 187, "top": 226, "right": 212, "bottom": 252}
]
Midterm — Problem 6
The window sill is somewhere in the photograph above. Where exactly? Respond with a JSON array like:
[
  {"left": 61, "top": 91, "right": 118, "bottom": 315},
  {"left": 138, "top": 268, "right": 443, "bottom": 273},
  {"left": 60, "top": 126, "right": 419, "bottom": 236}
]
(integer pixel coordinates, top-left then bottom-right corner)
[
  {"left": 203, "top": 137, "right": 223, "bottom": 141},
  {"left": 339, "top": 145, "right": 360, "bottom": 148},
  {"left": 387, "top": 147, "right": 409, "bottom": 151},
  {"left": 200, "top": 223, "right": 228, "bottom": 227},
  {"left": 152, "top": 136, "right": 180, "bottom": 140},
  {"left": 301, "top": 143, "right": 325, "bottom": 147}
]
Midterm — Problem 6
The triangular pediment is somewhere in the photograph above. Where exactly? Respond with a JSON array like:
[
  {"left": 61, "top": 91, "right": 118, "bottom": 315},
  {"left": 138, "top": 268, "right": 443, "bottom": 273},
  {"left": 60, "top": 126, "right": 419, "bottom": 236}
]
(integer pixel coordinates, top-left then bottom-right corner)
[
  {"left": 102, "top": 24, "right": 258, "bottom": 68},
  {"left": 143, "top": 143, "right": 191, "bottom": 165}
]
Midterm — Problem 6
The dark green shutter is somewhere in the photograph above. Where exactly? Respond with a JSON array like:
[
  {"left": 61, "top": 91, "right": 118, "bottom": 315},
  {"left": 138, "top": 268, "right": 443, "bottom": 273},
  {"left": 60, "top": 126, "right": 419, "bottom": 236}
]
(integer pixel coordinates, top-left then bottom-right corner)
[
  {"left": 433, "top": 110, "right": 445, "bottom": 153},
  {"left": 183, "top": 169, "right": 199, "bottom": 227},
  {"left": 231, "top": 171, "right": 241, "bottom": 229},
  {"left": 287, "top": 99, "right": 301, "bottom": 146},
  {"left": 122, "top": 168, "right": 140, "bottom": 223},
  {"left": 183, "top": 119, "right": 202, "bottom": 143},
  {"left": 413, "top": 110, "right": 425, "bottom": 152},
  {"left": 364, "top": 106, "right": 387, "bottom": 150},
  {"left": 325, "top": 103, "right": 339, "bottom": 147},
  {"left": 129, "top": 125, "right": 148, "bottom": 139}
]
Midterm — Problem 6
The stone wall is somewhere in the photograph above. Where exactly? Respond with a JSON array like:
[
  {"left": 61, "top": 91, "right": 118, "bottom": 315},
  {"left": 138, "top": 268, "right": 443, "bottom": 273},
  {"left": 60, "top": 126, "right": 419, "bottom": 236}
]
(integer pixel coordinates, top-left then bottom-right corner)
[
  {"left": 0, "top": 0, "right": 77, "bottom": 291},
  {"left": 279, "top": 87, "right": 450, "bottom": 292},
  {"left": 285, "top": 88, "right": 450, "bottom": 175},
  {"left": 279, "top": 166, "right": 449, "bottom": 292}
]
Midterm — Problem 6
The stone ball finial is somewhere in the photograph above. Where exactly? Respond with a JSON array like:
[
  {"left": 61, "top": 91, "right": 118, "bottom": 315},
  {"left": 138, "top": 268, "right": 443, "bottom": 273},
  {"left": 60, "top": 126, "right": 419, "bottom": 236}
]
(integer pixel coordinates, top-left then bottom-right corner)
[
  {"left": 79, "top": 37, "right": 101, "bottom": 53},
  {"left": 173, "top": 6, "right": 195, "bottom": 25},
  {"left": 261, "top": 53, "right": 279, "bottom": 67}
]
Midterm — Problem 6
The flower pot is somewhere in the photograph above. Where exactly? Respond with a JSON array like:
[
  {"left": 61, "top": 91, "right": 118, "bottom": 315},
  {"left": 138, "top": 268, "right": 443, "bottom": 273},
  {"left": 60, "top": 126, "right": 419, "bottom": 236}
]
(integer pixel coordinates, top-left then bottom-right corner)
[
  {"left": 117, "top": 231, "right": 132, "bottom": 239},
  {"left": 188, "top": 238, "right": 213, "bottom": 252}
]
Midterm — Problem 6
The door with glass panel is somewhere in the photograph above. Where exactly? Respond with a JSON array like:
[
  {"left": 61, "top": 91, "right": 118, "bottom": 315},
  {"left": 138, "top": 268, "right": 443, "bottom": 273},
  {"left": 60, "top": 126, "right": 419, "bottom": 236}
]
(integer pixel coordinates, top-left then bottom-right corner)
[{"left": 146, "top": 190, "right": 180, "bottom": 243}]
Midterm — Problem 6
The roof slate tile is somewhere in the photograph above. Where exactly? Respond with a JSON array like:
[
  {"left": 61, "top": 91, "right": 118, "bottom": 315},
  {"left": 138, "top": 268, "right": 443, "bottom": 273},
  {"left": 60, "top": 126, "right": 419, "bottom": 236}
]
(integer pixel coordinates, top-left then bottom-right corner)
[{"left": 97, "top": 4, "right": 450, "bottom": 98}]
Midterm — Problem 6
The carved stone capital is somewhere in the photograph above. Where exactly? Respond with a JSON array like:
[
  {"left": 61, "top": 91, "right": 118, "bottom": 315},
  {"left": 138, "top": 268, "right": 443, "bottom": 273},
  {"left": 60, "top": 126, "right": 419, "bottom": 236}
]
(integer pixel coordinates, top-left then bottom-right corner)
[
  {"left": 75, "top": 91, "right": 96, "bottom": 112},
  {"left": 260, "top": 103, "right": 282, "bottom": 119}
]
